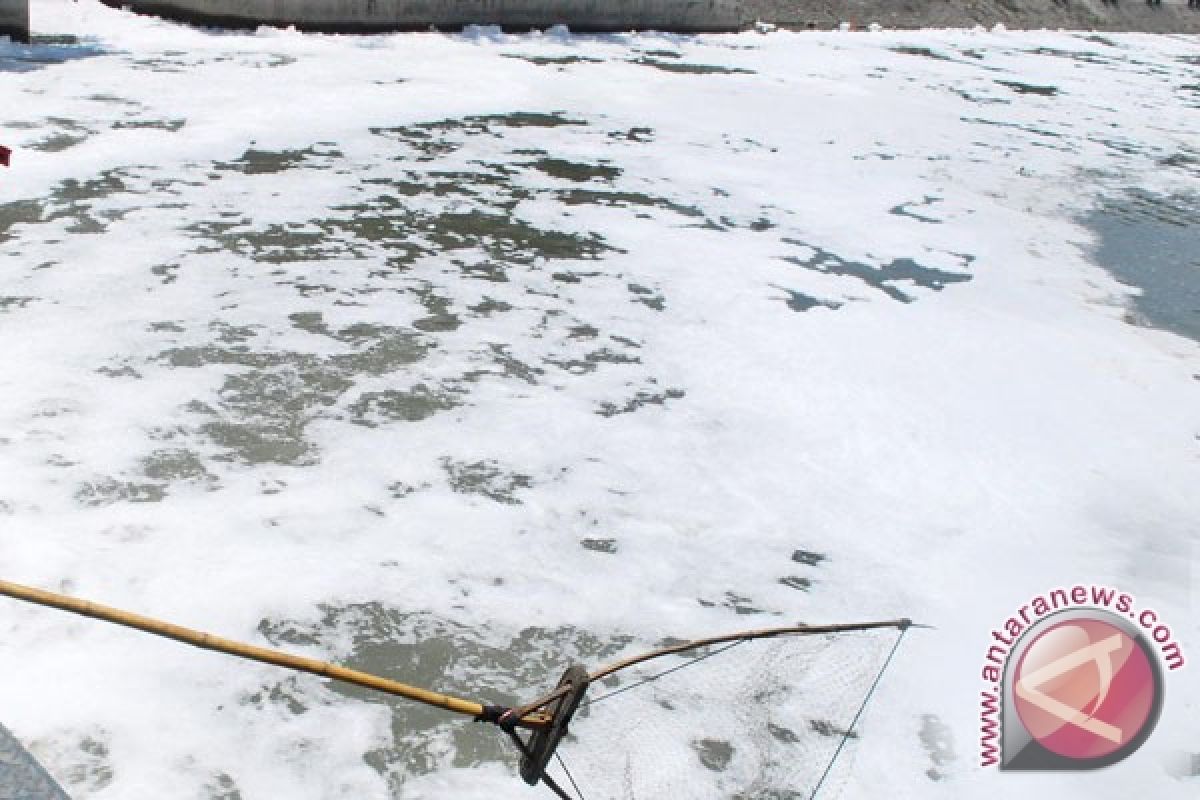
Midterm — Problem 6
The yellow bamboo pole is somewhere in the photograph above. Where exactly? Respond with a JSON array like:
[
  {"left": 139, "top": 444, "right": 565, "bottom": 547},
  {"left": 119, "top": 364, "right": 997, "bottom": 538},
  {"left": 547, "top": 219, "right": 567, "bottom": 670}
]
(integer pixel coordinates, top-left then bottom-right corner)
[{"left": 0, "top": 579, "right": 550, "bottom": 728}]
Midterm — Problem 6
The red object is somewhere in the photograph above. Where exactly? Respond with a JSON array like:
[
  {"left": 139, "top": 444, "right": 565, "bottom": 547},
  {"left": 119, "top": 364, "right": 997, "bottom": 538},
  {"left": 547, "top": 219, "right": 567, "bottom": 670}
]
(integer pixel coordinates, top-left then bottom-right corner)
[{"left": 0, "top": 145, "right": 10, "bottom": 167}]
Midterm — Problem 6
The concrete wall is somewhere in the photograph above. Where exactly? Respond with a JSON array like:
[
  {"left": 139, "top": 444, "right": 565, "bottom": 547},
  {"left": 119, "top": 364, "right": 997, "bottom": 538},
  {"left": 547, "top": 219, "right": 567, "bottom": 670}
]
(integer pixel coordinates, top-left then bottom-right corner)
[
  {"left": 0, "top": 0, "right": 29, "bottom": 42},
  {"left": 104, "top": 0, "right": 746, "bottom": 32},
  {"left": 744, "top": 0, "right": 1200, "bottom": 33}
]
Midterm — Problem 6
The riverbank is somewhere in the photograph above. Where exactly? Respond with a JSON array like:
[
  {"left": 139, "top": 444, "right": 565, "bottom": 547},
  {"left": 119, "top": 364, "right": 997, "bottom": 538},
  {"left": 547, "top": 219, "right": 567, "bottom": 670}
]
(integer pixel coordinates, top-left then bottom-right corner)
[
  {"left": 749, "top": 0, "right": 1200, "bottom": 34},
  {"left": 6, "top": 0, "right": 1200, "bottom": 39}
]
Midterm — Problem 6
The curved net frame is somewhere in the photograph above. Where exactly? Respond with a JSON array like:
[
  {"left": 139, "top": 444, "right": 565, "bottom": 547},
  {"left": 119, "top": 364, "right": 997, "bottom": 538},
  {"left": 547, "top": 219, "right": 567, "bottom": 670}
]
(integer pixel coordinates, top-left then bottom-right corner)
[{"left": 538, "top": 628, "right": 903, "bottom": 800}]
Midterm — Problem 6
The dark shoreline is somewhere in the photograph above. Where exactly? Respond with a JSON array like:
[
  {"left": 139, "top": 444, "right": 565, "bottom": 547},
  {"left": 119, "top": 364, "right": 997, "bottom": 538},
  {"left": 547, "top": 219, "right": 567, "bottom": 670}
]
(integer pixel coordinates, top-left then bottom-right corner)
[
  {"left": 747, "top": 0, "right": 1200, "bottom": 34},
  {"left": 10, "top": 0, "right": 1200, "bottom": 38}
]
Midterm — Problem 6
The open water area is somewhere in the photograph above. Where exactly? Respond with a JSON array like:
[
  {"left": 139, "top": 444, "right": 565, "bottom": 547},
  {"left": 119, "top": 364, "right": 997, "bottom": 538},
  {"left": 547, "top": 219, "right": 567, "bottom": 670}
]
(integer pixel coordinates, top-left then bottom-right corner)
[{"left": 1, "top": 4, "right": 1198, "bottom": 799}]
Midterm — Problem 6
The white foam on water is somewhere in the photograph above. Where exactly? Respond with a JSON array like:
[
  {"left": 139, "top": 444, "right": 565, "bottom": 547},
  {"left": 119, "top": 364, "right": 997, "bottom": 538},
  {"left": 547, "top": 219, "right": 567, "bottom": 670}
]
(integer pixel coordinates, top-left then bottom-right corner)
[{"left": 2, "top": 3, "right": 1198, "bottom": 799}]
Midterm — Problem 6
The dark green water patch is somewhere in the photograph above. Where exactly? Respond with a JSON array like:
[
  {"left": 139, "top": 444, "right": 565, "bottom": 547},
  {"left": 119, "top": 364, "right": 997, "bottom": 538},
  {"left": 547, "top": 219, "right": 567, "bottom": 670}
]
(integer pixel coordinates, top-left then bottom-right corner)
[
  {"left": 502, "top": 54, "right": 603, "bottom": 66},
  {"left": 453, "top": 258, "right": 510, "bottom": 283},
  {"left": 1081, "top": 190, "right": 1200, "bottom": 343},
  {"left": 609, "top": 127, "right": 655, "bottom": 143},
  {"left": 891, "top": 45, "right": 954, "bottom": 62},
  {"left": 201, "top": 366, "right": 353, "bottom": 466},
  {"left": 791, "top": 549, "right": 827, "bottom": 567},
  {"left": 369, "top": 124, "right": 463, "bottom": 161},
  {"left": 778, "top": 576, "right": 812, "bottom": 592},
  {"left": 810, "top": 719, "right": 858, "bottom": 739},
  {"left": 55, "top": 172, "right": 134, "bottom": 232},
  {"left": 203, "top": 772, "right": 241, "bottom": 800},
  {"left": 0, "top": 199, "right": 46, "bottom": 243},
  {"left": 162, "top": 320, "right": 428, "bottom": 464},
  {"left": 531, "top": 158, "right": 621, "bottom": 182},
  {"left": 472, "top": 111, "right": 586, "bottom": 129},
  {"left": 326, "top": 174, "right": 612, "bottom": 271},
  {"left": 127, "top": 52, "right": 207, "bottom": 73},
  {"left": 427, "top": 165, "right": 522, "bottom": 193},
  {"left": 551, "top": 269, "right": 595, "bottom": 284},
  {"left": 596, "top": 387, "right": 684, "bottom": 417},
  {"left": 950, "top": 88, "right": 1010, "bottom": 106},
  {"left": 1025, "top": 46, "right": 1114, "bottom": 68},
  {"left": 697, "top": 591, "right": 774, "bottom": 616},
  {"left": 469, "top": 111, "right": 586, "bottom": 129},
  {"left": 462, "top": 344, "right": 543, "bottom": 385},
  {"left": 96, "top": 362, "right": 141, "bottom": 379},
  {"left": 919, "top": 714, "right": 957, "bottom": 782},
  {"left": 349, "top": 383, "right": 464, "bottom": 425},
  {"left": 425, "top": 209, "right": 613, "bottom": 264},
  {"left": 33, "top": 730, "right": 114, "bottom": 795},
  {"left": 626, "top": 283, "right": 666, "bottom": 311},
  {"left": 141, "top": 448, "right": 217, "bottom": 487},
  {"left": 995, "top": 80, "right": 1059, "bottom": 97},
  {"left": 441, "top": 458, "right": 532, "bottom": 504},
  {"left": 24, "top": 117, "right": 96, "bottom": 151},
  {"left": 372, "top": 112, "right": 585, "bottom": 155},
  {"left": 890, "top": 196, "right": 943, "bottom": 224},
  {"left": 545, "top": 345, "right": 641, "bottom": 375},
  {"left": 0, "top": 167, "right": 153, "bottom": 241},
  {"left": 468, "top": 297, "right": 512, "bottom": 315},
  {"left": 1087, "top": 135, "right": 1155, "bottom": 159},
  {"left": 76, "top": 477, "right": 167, "bottom": 506},
  {"left": 568, "top": 323, "right": 598, "bottom": 339},
  {"left": 112, "top": 118, "right": 186, "bottom": 132},
  {"left": 631, "top": 58, "right": 754, "bottom": 75},
  {"left": 411, "top": 285, "right": 462, "bottom": 332},
  {"left": 1179, "top": 84, "right": 1200, "bottom": 110},
  {"left": 555, "top": 188, "right": 703, "bottom": 220},
  {"left": 960, "top": 117, "right": 1070, "bottom": 148},
  {"left": 257, "top": 605, "right": 633, "bottom": 783},
  {"left": 767, "top": 722, "right": 802, "bottom": 745},
  {"left": 236, "top": 52, "right": 295, "bottom": 69},
  {"left": 782, "top": 244, "right": 972, "bottom": 303},
  {"left": 1159, "top": 149, "right": 1200, "bottom": 178},
  {"left": 27, "top": 132, "right": 90, "bottom": 152},
  {"left": 777, "top": 550, "right": 826, "bottom": 592},
  {"left": 215, "top": 146, "right": 334, "bottom": 175},
  {"left": 693, "top": 738, "right": 734, "bottom": 771},
  {"left": 0, "top": 296, "right": 35, "bottom": 312},
  {"left": 187, "top": 218, "right": 368, "bottom": 263},
  {"left": 777, "top": 288, "right": 842, "bottom": 313},
  {"left": 182, "top": 128, "right": 640, "bottom": 276},
  {"left": 386, "top": 480, "right": 431, "bottom": 499}
]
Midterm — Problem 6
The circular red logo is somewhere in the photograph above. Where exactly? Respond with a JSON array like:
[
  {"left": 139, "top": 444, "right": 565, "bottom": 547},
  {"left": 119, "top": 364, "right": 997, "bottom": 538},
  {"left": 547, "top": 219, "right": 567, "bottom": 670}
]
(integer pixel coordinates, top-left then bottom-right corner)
[{"left": 1012, "top": 617, "right": 1158, "bottom": 760}]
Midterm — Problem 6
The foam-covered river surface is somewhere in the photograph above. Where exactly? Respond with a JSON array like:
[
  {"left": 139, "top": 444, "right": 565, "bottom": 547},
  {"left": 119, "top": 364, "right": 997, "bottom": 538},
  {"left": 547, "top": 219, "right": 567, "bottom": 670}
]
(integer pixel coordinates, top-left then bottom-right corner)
[{"left": 2, "top": 6, "right": 1198, "bottom": 799}]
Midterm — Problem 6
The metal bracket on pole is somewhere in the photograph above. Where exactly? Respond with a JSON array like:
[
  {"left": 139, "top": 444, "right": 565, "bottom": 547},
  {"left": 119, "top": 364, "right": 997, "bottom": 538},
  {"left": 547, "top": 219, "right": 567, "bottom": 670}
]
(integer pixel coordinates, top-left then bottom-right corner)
[{"left": 519, "top": 664, "right": 589, "bottom": 786}]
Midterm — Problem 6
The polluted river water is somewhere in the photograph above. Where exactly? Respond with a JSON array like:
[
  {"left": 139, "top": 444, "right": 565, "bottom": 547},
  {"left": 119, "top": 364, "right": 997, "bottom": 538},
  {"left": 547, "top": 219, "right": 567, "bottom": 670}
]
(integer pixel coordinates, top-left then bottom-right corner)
[{"left": 1, "top": 4, "right": 1199, "bottom": 799}]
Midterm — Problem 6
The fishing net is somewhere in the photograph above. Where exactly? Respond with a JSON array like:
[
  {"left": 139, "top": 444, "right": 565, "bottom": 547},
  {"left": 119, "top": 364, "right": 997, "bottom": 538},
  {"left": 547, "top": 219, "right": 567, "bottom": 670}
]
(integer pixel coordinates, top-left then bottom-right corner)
[
  {"left": 521, "top": 626, "right": 907, "bottom": 800},
  {"left": 0, "top": 579, "right": 911, "bottom": 800}
]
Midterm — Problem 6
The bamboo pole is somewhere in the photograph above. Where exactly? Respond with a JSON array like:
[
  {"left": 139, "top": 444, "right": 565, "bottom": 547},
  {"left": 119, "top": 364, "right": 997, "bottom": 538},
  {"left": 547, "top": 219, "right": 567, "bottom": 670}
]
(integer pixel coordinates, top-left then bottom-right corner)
[
  {"left": 511, "top": 618, "right": 915, "bottom": 718},
  {"left": 586, "top": 618, "right": 914, "bottom": 684},
  {"left": 0, "top": 579, "right": 550, "bottom": 728}
]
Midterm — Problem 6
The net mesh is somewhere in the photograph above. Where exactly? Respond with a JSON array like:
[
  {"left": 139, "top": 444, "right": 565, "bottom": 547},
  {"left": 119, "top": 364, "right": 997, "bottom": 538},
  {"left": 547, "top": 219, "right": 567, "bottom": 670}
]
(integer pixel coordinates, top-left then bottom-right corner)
[{"left": 541, "top": 628, "right": 903, "bottom": 800}]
